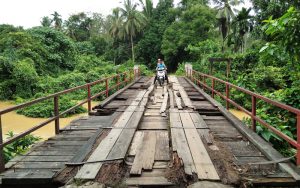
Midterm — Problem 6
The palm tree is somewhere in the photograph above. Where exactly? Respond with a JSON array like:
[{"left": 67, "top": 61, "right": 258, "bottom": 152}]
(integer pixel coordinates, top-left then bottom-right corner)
[
  {"left": 51, "top": 11, "right": 63, "bottom": 30},
  {"left": 213, "top": 0, "right": 244, "bottom": 51},
  {"left": 41, "top": 16, "right": 52, "bottom": 27},
  {"left": 229, "top": 7, "right": 253, "bottom": 52},
  {"left": 108, "top": 8, "right": 125, "bottom": 39},
  {"left": 119, "top": 0, "right": 147, "bottom": 63},
  {"left": 139, "top": 0, "right": 154, "bottom": 20}
]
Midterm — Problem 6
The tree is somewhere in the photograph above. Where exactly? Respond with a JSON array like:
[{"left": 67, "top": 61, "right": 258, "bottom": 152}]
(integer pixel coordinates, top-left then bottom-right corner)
[
  {"left": 139, "top": 0, "right": 154, "bottom": 19},
  {"left": 214, "top": 0, "right": 244, "bottom": 51},
  {"left": 65, "top": 12, "right": 93, "bottom": 41},
  {"left": 51, "top": 11, "right": 63, "bottom": 30},
  {"left": 108, "top": 8, "right": 125, "bottom": 39},
  {"left": 40, "top": 16, "right": 52, "bottom": 27},
  {"left": 119, "top": 0, "right": 147, "bottom": 63},
  {"left": 228, "top": 7, "right": 253, "bottom": 52}
]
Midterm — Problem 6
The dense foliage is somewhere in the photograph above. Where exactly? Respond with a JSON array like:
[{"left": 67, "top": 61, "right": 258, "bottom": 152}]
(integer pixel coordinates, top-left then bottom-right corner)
[{"left": 0, "top": 0, "right": 300, "bottom": 160}]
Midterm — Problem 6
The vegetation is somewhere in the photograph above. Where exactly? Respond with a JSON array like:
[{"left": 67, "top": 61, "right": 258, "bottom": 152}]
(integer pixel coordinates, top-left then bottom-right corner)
[
  {"left": 0, "top": 0, "right": 299, "bottom": 160},
  {"left": 3, "top": 131, "right": 41, "bottom": 162}
]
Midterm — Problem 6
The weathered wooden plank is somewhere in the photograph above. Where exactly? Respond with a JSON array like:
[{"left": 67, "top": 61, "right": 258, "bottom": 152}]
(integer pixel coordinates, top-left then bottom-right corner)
[
  {"left": 44, "top": 141, "right": 87, "bottom": 146},
  {"left": 189, "top": 113, "right": 208, "bottom": 129},
  {"left": 29, "top": 150, "right": 76, "bottom": 156},
  {"left": 2, "top": 169, "right": 56, "bottom": 184},
  {"left": 69, "top": 128, "right": 104, "bottom": 163},
  {"left": 107, "top": 129, "right": 135, "bottom": 159},
  {"left": 171, "top": 128, "right": 196, "bottom": 175},
  {"left": 128, "top": 131, "right": 144, "bottom": 156},
  {"left": 168, "top": 89, "right": 174, "bottom": 109},
  {"left": 74, "top": 128, "right": 122, "bottom": 180},
  {"left": 197, "top": 129, "right": 213, "bottom": 144},
  {"left": 179, "top": 113, "right": 195, "bottom": 129},
  {"left": 10, "top": 156, "right": 72, "bottom": 162},
  {"left": 174, "top": 91, "right": 183, "bottom": 109},
  {"left": 160, "top": 92, "right": 168, "bottom": 113},
  {"left": 139, "top": 121, "right": 168, "bottom": 130},
  {"left": 184, "top": 128, "right": 219, "bottom": 180},
  {"left": 155, "top": 132, "right": 169, "bottom": 161},
  {"left": 178, "top": 86, "right": 194, "bottom": 109},
  {"left": 130, "top": 131, "right": 157, "bottom": 175},
  {"left": 126, "top": 177, "right": 173, "bottom": 186},
  {"left": 8, "top": 161, "right": 64, "bottom": 169}
]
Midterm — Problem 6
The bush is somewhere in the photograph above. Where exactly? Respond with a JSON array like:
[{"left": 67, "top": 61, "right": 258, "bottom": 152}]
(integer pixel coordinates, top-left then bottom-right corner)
[
  {"left": 16, "top": 96, "right": 86, "bottom": 118},
  {"left": 4, "top": 131, "right": 41, "bottom": 163}
]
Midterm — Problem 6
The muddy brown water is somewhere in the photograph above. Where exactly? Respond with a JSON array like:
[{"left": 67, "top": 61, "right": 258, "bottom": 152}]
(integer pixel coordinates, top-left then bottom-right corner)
[
  {"left": 0, "top": 101, "right": 98, "bottom": 140},
  {"left": 229, "top": 109, "right": 250, "bottom": 120}
]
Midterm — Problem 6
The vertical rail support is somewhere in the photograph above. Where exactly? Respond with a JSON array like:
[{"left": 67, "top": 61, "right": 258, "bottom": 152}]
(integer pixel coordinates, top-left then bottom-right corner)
[
  {"left": 297, "top": 114, "right": 300, "bottom": 166},
  {"left": 203, "top": 75, "right": 205, "bottom": 90},
  {"left": 105, "top": 78, "right": 109, "bottom": 98},
  {"left": 211, "top": 78, "right": 215, "bottom": 98},
  {"left": 134, "top": 65, "right": 139, "bottom": 79},
  {"left": 226, "top": 83, "right": 230, "bottom": 110},
  {"left": 252, "top": 96, "right": 257, "bottom": 132},
  {"left": 0, "top": 115, "right": 5, "bottom": 172},
  {"left": 87, "top": 84, "right": 91, "bottom": 113},
  {"left": 129, "top": 71, "right": 132, "bottom": 82},
  {"left": 54, "top": 96, "right": 60, "bottom": 135},
  {"left": 117, "top": 74, "right": 120, "bottom": 90}
]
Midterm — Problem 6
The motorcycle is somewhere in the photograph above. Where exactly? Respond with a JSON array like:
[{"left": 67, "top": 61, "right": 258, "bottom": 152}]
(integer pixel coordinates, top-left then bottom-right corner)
[{"left": 156, "top": 68, "right": 166, "bottom": 86}]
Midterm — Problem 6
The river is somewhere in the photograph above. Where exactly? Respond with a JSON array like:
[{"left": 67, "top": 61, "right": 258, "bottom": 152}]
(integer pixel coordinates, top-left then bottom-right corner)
[
  {"left": 0, "top": 101, "right": 98, "bottom": 140},
  {"left": 229, "top": 109, "right": 250, "bottom": 120}
]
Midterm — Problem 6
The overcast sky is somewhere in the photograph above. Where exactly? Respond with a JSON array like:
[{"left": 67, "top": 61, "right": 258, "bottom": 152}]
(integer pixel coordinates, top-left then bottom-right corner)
[{"left": 0, "top": 0, "right": 252, "bottom": 29}]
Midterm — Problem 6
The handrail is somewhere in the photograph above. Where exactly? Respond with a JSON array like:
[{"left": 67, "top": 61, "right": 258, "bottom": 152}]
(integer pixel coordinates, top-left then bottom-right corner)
[
  {"left": 0, "top": 66, "right": 141, "bottom": 171},
  {"left": 185, "top": 65, "right": 300, "bottom": 165}
]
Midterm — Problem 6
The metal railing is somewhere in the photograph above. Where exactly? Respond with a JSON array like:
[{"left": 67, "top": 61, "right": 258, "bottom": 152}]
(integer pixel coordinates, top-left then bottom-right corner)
[
  {"left": 185, "top": 65, "right": 300, "bottom": 165},
  {"left": 0, "top": 66, "right": 141, "bottom": 171}
]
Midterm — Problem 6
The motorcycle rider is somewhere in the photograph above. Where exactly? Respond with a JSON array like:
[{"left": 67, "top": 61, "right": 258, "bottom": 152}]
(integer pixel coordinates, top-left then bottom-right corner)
[{"left": 154, "top": 58, "right": 169, "bottom": 84}]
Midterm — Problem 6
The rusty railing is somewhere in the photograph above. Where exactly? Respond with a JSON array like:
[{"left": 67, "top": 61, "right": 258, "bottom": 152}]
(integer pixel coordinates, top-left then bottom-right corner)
[
  {"left": 185, "top": 66, "right": 300, "bottom": 165},
  {"left": 0, "top": 67, "right": 141, "bottom": 171}
]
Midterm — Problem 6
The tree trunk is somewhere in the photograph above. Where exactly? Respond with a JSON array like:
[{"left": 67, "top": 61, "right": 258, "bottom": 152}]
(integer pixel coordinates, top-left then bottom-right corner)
[{"left": 131, "top": 34, "right": 135, "bottom": 64}]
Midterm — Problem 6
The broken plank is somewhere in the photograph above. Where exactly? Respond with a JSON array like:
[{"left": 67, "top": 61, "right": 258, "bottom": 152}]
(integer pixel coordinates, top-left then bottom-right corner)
[
  {"left": 160, "top": 92, "right": 168, "bottom": 114},
  {"left": 130, "top": 131, "right": 157, "bottom": 175},
  {"left": 189, "top": 113, "right": 208, "bottom": 129},
  {"left": 128, "top": 131, "right": 144, "bottom": 156}
]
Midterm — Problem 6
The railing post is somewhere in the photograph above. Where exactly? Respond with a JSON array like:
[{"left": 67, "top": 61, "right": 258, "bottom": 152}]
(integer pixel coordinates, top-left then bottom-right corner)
[
  {"left": 252, "top": 96, "right": 257, "bottom": 132},
  {"left": 87, "top": 84, "right": 91, "bottom": 113},
  {"left": 0, "top": 115, "right": 5, "bottom": 172},
  {"left": 54, "top": 96, "right": 59, "bottom": 135},
  {"left": 211, "top": 78, "right": 215, "bottom": 98},
  {"left": 130, "top": 71, "right": 132, "bottom": 81},
  {"left": 134, "top": 65, "right": 139, "bottom": 79},
  {"left": 105, "top": 78, "right": 109, "bottom": 98},
  {"left": 117, "top": 74, "right": 120, "bottom": 90},
  {"left": 226, "top": 83, "right": 229, "bottom": 110},
  {"left": 297, "top": 114, "right": 300, "bottom": 166},
  {"left": 203, "top": 75, "right": 205, "bottom": 90}
]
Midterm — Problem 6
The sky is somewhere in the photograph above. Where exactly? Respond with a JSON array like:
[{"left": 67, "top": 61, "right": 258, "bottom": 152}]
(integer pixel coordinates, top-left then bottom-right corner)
[{"left": 0, "top": 0, "right": 252, "bottom": 29}]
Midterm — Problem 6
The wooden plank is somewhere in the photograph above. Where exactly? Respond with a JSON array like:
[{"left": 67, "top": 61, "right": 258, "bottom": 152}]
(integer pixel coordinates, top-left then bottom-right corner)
[
  {"left": 174, "top": 91, "right": 183, "bottom": 109},
  {"left": 107, "top": 129, "right": 135, "bottom": 159},
  {"left": 189, "top": 113, "right": 208, "bottom": 129},
  {"left": 2, "top": 169, "right": 56, "bottom": 184},
  {"left": 171, "top": 128, "right": 195, "bottom": 175},
  {"left": 130, "top": 131, "right": 157, "bottom": 175},
  {"left": 74, "top": 129, "right": 122, "bottom": 180},
  {"left": 197, "top": 129, "right": 213, "bottom": 144},
  {"left": 9, "top": 161, "right": 64, "bottom": 169},
  {"left": 184, "top": 128, "right": 219, "bottom": 180},
  {"left": 128, "top": 131, "right": 144, "bottom": 156},
  {"left": 126, "top": 177, "right": 173, "bottom": 186},
  {"left": 160, "top": 92, "right": 168, "bottom": 113},
  {"left": 45, "top": 141, "right": 87, "bottom": 146},
  {"left": 139, "top": 121, "right": 167, "bottom": 130},
  {"left": 155, "top": 132, "right": 170, "bottom": 161},
  {"left": 178, "top": 86, "right": 194, "bottom": 109},
  {"left": 69, "top": 128, "right": 104, "bottom": 163},
  {"left": 29, "top": 150, "right": 76, "bottom": 156},
  {"left": 168, "top": 89, "right": 174, "bottom": 108},
  {"left": 179, "top": 113, "right": 195, "bottom": 129},
  {"left": 10, "top": 156, "right": 72, "bottom": 162}
]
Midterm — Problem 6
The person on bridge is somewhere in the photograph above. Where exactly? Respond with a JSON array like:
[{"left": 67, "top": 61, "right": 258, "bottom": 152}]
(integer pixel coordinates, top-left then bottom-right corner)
[{"left": 154, "top": 58, "right": 169, "bottom": 84}]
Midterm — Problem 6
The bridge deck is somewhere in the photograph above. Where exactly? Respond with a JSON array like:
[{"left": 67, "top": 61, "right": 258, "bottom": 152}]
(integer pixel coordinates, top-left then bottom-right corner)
[{"left": 1, "top": 76, "right": 299, "bottom": 187}]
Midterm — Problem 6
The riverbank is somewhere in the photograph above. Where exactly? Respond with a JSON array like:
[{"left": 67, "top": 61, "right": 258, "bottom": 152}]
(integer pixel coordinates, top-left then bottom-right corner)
[{"left": 0, "top": 101, "right": 98, "bottom": 140}]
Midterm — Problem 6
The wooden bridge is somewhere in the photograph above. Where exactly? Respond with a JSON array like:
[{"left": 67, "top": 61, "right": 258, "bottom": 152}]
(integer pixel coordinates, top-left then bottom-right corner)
[{"left": 0, "top": 66, "right": 300, "bottom": 187}]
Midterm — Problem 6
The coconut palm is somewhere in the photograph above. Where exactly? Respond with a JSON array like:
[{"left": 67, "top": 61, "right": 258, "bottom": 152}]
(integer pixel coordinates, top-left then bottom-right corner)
[
  {"left": 139, "top": 0, "right": 154, "bottom": 20},
  {"left": 51, "top": 11, "right": 63, "bottom": 30},
  {"left": 119, "top": 0, "right": 147, "bottom": 63},
  {"left": 108, "top": 8, "right": 125, "bottom": 39},
  {"left": 213, "top": 0, "right": 244, "bottom": 51}
]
